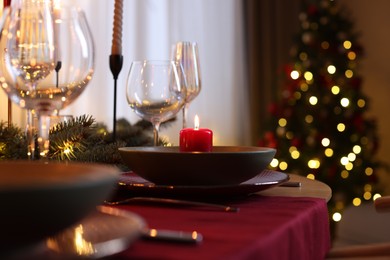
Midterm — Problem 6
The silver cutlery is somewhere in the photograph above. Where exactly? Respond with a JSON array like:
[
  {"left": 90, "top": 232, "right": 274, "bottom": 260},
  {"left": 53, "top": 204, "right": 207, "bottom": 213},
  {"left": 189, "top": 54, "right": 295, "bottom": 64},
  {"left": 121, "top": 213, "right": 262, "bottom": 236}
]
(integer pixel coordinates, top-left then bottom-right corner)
[
  {"left": 143, "top": 228, "right": 202, "bottom": 244},
  {"left": 104, "top": 196, "right": 239, "bottom": 212}
]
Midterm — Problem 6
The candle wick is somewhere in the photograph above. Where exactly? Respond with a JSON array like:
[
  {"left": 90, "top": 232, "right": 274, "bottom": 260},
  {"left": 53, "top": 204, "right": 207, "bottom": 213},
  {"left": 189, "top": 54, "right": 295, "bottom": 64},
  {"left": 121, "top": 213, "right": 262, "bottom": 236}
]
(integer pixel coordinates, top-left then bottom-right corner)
[{"left": 194, "top": 115, "right": 200, "bottom": 130}]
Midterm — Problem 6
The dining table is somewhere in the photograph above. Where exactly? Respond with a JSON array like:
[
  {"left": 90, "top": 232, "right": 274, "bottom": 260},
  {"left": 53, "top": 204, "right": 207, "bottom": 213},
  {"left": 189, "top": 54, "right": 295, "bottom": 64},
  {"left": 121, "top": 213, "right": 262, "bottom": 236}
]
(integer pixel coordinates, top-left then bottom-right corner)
[
  {"left": 104, "top": 174, "right": 332, "bottom": 260},
  {"left": 12, "top": 172, "right": 332, "bottom": 260}
]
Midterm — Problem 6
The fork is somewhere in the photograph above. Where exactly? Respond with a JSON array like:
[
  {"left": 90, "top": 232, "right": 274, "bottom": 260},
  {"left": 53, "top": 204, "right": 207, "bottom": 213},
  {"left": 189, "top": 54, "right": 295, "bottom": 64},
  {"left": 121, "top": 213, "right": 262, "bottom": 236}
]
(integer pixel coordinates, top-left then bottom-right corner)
[{"left": 104, "top": 197, "right": 239, "bottom": 212}]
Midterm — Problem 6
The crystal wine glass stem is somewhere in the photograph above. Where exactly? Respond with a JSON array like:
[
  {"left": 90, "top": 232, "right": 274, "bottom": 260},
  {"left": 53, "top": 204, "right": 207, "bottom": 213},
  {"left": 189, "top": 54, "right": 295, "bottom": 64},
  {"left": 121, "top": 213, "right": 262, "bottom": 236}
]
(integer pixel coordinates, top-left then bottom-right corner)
[
  {"left": 182, "top": 103, "right": 189, "bottom": 129},
  {"left": 153, "top": 121, "right": 161, "bottom": 146},
  {"left": 26, "top": 110, "right": 35, "bottom": 160},
  {"left": 37, "top": 114, "right": 51, "bottom": 159}
]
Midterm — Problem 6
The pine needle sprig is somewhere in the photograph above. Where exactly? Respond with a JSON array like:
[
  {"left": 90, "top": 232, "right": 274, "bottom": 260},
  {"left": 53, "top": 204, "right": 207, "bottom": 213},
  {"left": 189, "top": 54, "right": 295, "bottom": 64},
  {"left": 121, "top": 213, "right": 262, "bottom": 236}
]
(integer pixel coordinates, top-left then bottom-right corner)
[
  {"left": 49, "top": 115, "right": 96, "bottom": 160},
  {"left": 0, "top": 115, "right": 165, "bottom": 168},
  {"left": 0, "top": 122, "right": 27, "bottom": 159}
]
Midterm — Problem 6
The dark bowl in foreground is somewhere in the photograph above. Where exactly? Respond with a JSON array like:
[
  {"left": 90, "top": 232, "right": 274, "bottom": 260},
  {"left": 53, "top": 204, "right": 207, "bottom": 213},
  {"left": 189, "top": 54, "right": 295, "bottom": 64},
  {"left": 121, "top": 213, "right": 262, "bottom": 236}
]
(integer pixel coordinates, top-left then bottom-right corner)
[
  {"left": 119, "top": 146, "right": 276, "bottom": 186},
  {"left": 0, "top": 161, "right": 120, "bottom": 257}
]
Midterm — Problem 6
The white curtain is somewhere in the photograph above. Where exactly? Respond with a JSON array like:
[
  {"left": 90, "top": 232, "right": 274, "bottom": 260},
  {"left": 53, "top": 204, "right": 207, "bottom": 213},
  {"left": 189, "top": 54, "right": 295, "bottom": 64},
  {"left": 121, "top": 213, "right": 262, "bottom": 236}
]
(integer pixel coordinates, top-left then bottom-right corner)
[{"left": 1, "top": 0, "right": 250, "bottom": 146}]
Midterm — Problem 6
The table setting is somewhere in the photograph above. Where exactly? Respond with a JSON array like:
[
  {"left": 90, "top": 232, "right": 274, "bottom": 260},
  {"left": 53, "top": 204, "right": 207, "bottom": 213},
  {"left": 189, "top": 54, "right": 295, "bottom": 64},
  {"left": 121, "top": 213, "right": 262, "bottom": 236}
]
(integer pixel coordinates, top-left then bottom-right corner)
[
  {"left": 0, "top": 142, "right": 331, "bottom": 260},
  {"left": 0, "top": 0, "right": 331, "bottom": 259},
  {"left": 0, "top": 161, "right": 331, "bottom": 259}
]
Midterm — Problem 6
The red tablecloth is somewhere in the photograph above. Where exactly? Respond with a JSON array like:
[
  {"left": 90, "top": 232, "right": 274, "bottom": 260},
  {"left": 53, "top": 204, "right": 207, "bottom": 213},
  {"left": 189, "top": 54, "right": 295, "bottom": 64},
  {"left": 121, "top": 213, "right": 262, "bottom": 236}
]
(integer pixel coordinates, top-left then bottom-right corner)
[{"left": 111, "top": 195, "right": 331, "bottom": 260}]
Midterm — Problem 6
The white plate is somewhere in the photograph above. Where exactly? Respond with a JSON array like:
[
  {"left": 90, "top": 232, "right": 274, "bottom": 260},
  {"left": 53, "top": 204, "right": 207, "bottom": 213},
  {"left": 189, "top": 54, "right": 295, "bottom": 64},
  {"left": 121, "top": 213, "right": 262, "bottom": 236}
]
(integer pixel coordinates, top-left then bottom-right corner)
[
  {"left": 46, "top": 206, "right": 146, "bottom": 258},
  {"left": 116, "top": 169, "right": 289, "bottom": 198}
]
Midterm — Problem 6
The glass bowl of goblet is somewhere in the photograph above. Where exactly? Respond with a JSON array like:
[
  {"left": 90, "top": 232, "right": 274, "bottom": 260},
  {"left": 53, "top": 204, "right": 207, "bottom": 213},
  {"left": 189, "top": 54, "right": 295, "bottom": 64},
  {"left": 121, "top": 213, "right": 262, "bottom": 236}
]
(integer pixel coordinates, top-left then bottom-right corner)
[
  {"left": 171, "top": 41, "right": 201, "bottom": 128},
  {"left": 126, "top": 60, "right": 187, "bottom": 146}
]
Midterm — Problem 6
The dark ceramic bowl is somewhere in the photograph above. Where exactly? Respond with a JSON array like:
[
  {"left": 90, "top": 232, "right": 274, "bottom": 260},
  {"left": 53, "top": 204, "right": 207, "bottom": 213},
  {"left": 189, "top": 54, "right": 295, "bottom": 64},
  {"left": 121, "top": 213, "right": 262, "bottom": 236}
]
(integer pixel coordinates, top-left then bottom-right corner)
[
  {"left": 118, "top": 146, "right": 276, "bottom": 186},
  {"left": 0, "top": 161, "right": 120, "bottom": 256}
]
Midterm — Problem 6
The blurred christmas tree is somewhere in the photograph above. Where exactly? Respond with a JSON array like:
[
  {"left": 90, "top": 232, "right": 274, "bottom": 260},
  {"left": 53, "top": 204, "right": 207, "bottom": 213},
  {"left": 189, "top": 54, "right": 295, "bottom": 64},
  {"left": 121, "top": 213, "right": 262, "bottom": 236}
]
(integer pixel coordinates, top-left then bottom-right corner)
[{"left": 259, "top": 0, "right": 382, "bottom": 223}]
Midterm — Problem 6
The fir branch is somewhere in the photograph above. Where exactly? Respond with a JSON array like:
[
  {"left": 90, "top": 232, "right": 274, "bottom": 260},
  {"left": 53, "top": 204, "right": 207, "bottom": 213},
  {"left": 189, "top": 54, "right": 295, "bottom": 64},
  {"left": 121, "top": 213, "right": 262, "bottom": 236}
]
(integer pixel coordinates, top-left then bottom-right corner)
[
  {"left": 0, "top": 115, "right": 162, "bottom": 168},
  {"left": 48, "top": 116, "right": 155, "bottom": 165},
  {"left": 49, "top": 115, "right": 96, "bottom": 160},
  {"left": 0, "top": 122, "right": 27, "bottom": 160}
]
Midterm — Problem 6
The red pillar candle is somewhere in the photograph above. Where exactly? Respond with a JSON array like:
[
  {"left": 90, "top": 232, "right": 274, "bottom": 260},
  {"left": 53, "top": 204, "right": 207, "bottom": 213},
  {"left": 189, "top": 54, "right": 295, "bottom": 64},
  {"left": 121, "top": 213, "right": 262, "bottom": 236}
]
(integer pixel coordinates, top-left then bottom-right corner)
[{"left": 180, "top": 115, "right": 213, "bottom": 152}]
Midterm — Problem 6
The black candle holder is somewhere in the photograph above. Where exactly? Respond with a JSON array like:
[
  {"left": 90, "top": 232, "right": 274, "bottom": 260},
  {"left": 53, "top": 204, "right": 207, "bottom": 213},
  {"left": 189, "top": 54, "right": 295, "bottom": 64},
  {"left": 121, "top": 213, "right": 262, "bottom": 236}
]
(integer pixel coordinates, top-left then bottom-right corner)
[{"left": 109, "top": 54, "right": 123, "bottom": 141}]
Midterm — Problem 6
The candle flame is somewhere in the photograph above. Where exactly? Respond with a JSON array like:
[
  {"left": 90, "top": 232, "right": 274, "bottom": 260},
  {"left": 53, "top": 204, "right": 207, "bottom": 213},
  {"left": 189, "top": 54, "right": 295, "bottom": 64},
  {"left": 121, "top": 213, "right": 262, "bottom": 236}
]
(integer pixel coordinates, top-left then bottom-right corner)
[{"left": 194, "top": 115, "right": 200, "bottom": 130}]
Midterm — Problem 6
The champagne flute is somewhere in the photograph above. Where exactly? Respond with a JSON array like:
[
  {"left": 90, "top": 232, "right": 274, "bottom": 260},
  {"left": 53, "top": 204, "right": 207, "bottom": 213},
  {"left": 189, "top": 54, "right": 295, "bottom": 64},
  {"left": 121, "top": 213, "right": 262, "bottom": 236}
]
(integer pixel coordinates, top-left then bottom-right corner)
[
  {"left": 0, "top": 2, "right": 94, "bottom": 159},
  {"left": 171, "top": 42, "right": 201, "bottom": 128},
  {"left": 126, "top": 60, "right": 187, "bottom": 146}
]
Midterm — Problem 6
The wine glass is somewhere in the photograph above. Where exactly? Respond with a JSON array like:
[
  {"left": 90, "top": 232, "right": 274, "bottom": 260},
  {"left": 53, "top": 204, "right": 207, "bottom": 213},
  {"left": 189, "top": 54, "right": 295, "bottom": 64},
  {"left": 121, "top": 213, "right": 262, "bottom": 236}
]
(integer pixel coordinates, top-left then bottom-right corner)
[
  {"left": 0, "top": 2, "right": 95, "bottom": 159},
  {"left": 0, "top": 0, "right": 55, "bottom": 159},
  {"left": 171, "top": 42, "right": 201, "bottom": 128},
  {"left": 126, "top": 60, "right": 187, "bottom": 146}
]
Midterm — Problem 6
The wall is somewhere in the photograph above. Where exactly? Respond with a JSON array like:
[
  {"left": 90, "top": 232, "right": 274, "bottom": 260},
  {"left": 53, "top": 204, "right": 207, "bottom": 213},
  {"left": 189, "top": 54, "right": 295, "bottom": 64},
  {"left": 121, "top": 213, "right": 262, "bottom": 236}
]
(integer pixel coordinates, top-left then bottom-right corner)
[{"left": 339, "top": 0, "right": 390, "bottom": 191}]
